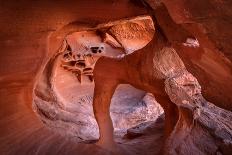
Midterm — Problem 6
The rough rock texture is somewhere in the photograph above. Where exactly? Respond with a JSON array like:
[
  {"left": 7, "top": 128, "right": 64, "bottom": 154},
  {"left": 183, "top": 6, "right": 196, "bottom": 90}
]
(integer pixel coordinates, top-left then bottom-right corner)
[
  {"left": 0, "top": 1, "right": 153, "bottom": 155},
  {"left": 87, "top": 12, "right": 232, "bottom": 154},
  {"left": 144, "top": 0, "right": 232, "bottom": 110},
  {"left": 0, "top": 0, "right": 232, "bottom": 155},
  {"left": 109, "top": 17, "right": 155, "bottom": 54},
  {"left": 32, "top": 15, "right": 160, "bottom": 142},
  {"left": 165, "top": 71, "right": 232, "bottom": 155},
  {"left": 59, "top": 16, "right": 154, "bottom": 83}
]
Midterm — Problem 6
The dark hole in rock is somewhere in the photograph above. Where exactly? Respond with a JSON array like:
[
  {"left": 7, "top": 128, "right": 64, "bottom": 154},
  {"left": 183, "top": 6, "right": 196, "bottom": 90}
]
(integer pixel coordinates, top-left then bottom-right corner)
[
  {"left": 75, "top": 62, "right": 86, "bottom": 68},
  {"left": 67, "top": 44, "right": 72, "bottom": 51},
  {"left": 91, "top": 47, "right": 99, "bottom": 53}
]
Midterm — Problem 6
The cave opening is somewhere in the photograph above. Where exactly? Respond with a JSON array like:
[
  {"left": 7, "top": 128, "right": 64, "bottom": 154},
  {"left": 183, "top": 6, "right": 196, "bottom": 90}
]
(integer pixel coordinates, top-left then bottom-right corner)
[
  {"left": 32, "top": 13, "right": 232, "bottom": 155},
  {"left": 1, "top": 1, "right": 232, "bottom": 155},
  {"left": 33, "top": 16, "right": 166, "bottom": 151}
]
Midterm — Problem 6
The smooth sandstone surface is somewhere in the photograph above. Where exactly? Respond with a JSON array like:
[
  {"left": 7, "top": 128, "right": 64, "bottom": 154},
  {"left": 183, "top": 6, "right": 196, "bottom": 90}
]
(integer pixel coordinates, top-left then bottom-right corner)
[{"left": 0, "top": 0, "right": 232, "bottom": 155}]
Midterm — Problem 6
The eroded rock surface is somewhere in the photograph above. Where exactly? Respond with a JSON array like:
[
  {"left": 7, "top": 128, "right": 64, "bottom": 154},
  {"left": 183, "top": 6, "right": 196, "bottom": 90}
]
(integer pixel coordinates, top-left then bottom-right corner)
[
  {"left": 1, "top": 0, "right": 232, "bottom": 155},
  {"left": 59, "top": 16, "right": 154, "bottom": 84},
  {"left": 144, "top": 0, "right": 232, "bottom": 110},
  {"left": 33, "top": 15, "right": 162, "bottom": 143},
  {"left": 109, "top": 17, "right": 155, "bottom": 54},
  {"left": 165, "top": 71, "right": 232, "bottom": 155},
  {"left": 86, "top": 15, "right": 232, "bottom": 154}
]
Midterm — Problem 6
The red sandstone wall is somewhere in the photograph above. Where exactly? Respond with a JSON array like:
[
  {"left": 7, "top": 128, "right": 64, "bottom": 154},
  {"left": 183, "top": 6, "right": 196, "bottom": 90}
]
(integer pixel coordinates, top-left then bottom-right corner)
[{"left": 0, "top": 1, "right": 147, "bottom": 154}]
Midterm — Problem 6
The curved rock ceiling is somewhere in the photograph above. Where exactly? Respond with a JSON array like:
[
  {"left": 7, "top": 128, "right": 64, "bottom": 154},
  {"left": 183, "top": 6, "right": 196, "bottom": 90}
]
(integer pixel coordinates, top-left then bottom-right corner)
[{"left": 0, "top": 0, "right": 232, "bottom": 155}]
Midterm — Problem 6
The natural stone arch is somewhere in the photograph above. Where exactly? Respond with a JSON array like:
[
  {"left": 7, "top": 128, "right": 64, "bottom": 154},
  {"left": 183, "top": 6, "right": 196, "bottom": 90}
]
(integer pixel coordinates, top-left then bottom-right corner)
[
  {"left": 32, "top": 13, "right": 232, "bottom": 155},
  {"left": 32, "top": 15, "right": 164, "bottom": 143}
]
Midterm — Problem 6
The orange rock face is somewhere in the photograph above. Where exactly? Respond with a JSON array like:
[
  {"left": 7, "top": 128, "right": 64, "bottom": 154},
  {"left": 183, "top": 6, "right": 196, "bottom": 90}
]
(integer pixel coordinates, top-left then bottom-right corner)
[
  {"left": 0, "top": 0, "right": 232, "bottom": 155},
  {"left": 146, "top": 0, "right": 232, "bottom": 110}
]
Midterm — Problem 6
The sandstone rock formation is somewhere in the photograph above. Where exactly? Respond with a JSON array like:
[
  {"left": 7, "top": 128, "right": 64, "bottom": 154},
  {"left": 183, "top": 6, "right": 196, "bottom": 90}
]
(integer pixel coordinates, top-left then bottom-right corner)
[
  {"left": 58, "top": 16, "right": 154, "bottom": 83},
  {"left": 33, "top": 16, "right": 164, "bottom": 144},
  {"left": 165, "top": 71, "right": 232, "bottom": 155},
  {"left": 0, "top": 0, "right": 232, "bottom": 155},
  {"left": 144, "top": 0, "right": 232, "bottom": 110},
  {"left": 91, "top": 27, "right": 232, "bottom": 154}
]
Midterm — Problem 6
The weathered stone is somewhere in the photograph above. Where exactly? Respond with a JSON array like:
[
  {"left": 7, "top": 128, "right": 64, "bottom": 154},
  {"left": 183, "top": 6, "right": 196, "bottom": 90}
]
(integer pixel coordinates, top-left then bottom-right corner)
[
  {"left": 1, "top": 1, "right": 232, "bottom": 155},
  {"left": 164, "top": 71, "right": 232, "bottom": 155}
]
